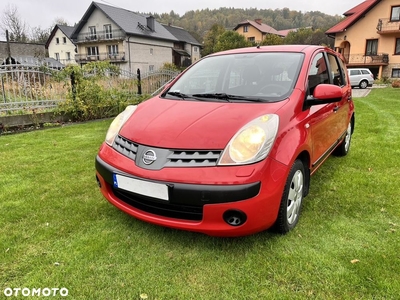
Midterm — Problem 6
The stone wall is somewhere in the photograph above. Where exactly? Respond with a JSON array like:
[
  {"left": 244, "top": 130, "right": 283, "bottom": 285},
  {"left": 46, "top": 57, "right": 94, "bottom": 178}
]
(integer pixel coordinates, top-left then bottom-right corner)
[{"left": 0, "top": 41, "right": 46, "bottom": 60}]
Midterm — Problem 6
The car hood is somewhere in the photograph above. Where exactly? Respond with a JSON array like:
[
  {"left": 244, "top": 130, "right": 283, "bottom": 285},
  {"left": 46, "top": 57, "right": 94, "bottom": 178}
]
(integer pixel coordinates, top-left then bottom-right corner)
[{"left": 119, "top": 97, "right": 287, "bottom": 149}]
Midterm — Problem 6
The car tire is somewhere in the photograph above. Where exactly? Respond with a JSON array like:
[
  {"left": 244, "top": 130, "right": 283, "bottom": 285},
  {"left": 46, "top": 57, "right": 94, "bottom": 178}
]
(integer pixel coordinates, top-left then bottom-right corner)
[
  {"left": 333, "top": 121, "right": 352, "bottom": 156},
  {"left": 275, "top": 159, "right": 306, "bottom": 234},
  {"left": 359, "top": 80, "right": 368, "bottom": 89}
]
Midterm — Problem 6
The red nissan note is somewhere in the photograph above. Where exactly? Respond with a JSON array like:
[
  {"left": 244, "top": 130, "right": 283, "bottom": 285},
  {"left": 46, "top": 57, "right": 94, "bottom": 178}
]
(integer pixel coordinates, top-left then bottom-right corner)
[{"left": 96, "top": 45, "right": 354, "bottom": 237}]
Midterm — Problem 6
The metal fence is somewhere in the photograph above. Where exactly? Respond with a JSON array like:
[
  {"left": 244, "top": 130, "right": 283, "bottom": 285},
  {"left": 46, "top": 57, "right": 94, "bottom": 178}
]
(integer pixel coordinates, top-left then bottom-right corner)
[
  {"left": 0, "top": 63, "right": 180, "bottom": 115},
  {"left": 0, "top": 64, "right": 68, "bottom": 115}
]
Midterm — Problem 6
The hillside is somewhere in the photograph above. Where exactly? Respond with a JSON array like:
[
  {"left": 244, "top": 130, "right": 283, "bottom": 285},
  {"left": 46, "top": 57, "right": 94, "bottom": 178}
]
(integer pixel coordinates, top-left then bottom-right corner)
[{"left": 149, "top": 7, "right": 343, "bottom": 42}]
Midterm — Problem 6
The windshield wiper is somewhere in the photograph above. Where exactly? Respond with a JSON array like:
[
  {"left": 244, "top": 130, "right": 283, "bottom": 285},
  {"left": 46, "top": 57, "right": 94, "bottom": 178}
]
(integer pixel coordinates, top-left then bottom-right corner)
[
  {"left": 192, "top": 93, "right": 265, "bottom": 102},
  {"left": 166, "top": 91, "right": 188, "bottom": 99}
]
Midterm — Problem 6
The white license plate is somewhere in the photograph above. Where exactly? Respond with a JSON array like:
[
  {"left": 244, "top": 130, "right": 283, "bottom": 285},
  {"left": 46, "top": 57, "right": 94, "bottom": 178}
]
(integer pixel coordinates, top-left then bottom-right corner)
[{"left": 113, "top": 174, "right": 169, "bottom": 201}]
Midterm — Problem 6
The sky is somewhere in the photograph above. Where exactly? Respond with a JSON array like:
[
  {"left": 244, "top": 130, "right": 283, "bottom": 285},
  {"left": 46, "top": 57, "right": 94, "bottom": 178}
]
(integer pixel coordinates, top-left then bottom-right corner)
[{"left": 3, "top": 0, "right": 364, "bottom": 30}]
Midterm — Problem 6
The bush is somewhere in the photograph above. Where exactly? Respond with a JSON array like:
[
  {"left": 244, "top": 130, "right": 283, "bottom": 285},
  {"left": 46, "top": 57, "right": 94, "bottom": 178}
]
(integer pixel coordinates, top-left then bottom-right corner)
[
  {"left": 391, "top": 80, "right": 400, "bottom": 88},
  {"left": 55, "top": 62, "right": 150, "bottom": 121}
]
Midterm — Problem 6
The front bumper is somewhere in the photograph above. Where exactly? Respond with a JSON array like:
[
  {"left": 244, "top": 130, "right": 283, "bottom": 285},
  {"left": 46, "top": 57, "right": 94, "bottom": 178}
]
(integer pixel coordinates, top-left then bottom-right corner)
[{"left": 95, "top": 145, "right": 289, "bottom": 237}]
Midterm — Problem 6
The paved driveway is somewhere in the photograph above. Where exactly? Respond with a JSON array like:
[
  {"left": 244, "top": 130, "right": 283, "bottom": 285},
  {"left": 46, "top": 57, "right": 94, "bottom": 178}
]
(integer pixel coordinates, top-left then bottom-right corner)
[{"left": 352, "top": 88, "right": 371, "bottom": 98}]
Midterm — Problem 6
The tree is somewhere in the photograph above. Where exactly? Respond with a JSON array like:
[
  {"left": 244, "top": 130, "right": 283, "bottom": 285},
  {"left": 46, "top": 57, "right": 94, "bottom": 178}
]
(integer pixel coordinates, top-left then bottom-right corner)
[
  {"left": 30, "top": 26, "right": 50, "bottom": 44},
  {"left": 260, "top": 34, "right": 284, "bottom": 46},
  {"left": 214, "top": 30, "right": 251, "bottom": 52},
  {"left": 0, "top": 4, "right": 28, "bottom": 42},
  {"left": 201, "top": 24, "right": 225, "bottom": 56}
]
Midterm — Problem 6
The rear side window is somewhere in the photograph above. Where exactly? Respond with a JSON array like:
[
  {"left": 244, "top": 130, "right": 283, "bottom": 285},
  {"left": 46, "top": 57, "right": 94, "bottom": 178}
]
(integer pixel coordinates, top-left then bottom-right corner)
[{"left": 361, "top": 70, "right": 371, "bottom": 75}]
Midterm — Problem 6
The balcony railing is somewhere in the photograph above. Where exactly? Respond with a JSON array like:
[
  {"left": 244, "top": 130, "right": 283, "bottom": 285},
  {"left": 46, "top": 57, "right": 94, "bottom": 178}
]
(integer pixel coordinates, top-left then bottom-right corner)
[
  {"left": 344, "top": 53, "right": 389, "bottom": 66},
  {"left": 74, "top": 29, "right": 125, "bottom": 43},
  {"left": 376, "top": 18, "right": 400, "bottom": 34},
  {"left": 75, "top": 52, "right": 126, "bottom": 63}
]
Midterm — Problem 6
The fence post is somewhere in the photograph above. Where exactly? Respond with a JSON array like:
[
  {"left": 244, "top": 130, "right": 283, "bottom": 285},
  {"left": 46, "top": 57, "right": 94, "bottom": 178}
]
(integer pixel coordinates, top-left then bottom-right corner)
[
  {"left": 137, "top": 68, "right": 142, "bottom": 95},
  {"left": 70, "top": 70, "right": 76, "bottom": 101}
]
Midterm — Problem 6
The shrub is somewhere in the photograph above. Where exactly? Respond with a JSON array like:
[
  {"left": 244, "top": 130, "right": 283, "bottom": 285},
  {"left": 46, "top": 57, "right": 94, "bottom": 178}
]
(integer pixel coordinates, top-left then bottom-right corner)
[
  {"left": 391, "top": 80, "right": 400, "bottom": 88},
  {"left": 55, "top": 62, "right": 149, "bottom": 121}
]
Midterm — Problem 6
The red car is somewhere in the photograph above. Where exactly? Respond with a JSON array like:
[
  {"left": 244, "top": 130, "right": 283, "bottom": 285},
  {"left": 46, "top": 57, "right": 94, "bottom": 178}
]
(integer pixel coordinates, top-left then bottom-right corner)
[{"left": 96, "top": 45, "right": 354, "bottom": 237}]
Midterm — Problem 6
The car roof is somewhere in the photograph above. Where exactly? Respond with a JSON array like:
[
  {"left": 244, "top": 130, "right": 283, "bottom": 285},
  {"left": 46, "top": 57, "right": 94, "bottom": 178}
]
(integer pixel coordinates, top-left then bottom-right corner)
[{"left": 207, "top": 45, "right": 329, "bottom": 57}]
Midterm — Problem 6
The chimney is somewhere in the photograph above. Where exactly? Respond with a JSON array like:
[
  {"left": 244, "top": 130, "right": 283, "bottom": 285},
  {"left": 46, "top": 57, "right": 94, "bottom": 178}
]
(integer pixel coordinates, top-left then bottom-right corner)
[
  {"left": 255, "top": 19, "right": 262, "bottom": 25},
  {"left": 147, "top": 16, "right": 155, "bottom": 32}
]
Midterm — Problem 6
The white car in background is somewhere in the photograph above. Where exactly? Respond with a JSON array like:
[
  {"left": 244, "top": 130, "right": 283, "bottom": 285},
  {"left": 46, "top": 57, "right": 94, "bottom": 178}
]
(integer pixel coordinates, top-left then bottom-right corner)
[{"left": 348, "top": 68, "right": 374, "bottom": 89}]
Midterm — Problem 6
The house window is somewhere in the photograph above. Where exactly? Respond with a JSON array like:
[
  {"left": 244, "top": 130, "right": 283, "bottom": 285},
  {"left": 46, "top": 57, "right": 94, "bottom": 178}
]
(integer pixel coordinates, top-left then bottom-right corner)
[
  {"left": 55, "top": 53, "right": 60, "bottom": 61},
  {"left": 150, "top": 48, "right": 153, "bottom": 55},
  {"left": 365, "top": 39, "right": 378, "bottom": 56},
  {"left": 247, "top": 37, "right": 255, "bottom": 42},
  {"left": 390, "top": 6, "right": 400, "bottom": 21},
  {"left": 63, "top": 37, "right": 67, "bottom": 44},
  {"left": 392, "top": 68, "right": 400, "bottom": 78},
  {"left": 104, "top": 24, "right": 112, "bottom": 39},
  {"left": 396, "top": 38, "right": 400, "bottom": 55},
  {"left": 243, "top": 25, "right": 248, "bottom": 33},
  {"left": 56, "top": 38, "right": 59, "bottom": 45},
  {"left": 89, "top": 26, "right": 97, "bottom": 40},
  {"left": 87, "top": 46, "right": 99, "bottom": 59},
  {"left": 66, "top": 52, "right": 71, "bottom": 61},
  {"left": 194, "top": 46, "right": 198, "bottom": 52},
  {"left": 107, "top": 45, "right": 119, "bottom": 58},
  {"left": 149, "top": 65, "right": 154, "bottom": 72}
]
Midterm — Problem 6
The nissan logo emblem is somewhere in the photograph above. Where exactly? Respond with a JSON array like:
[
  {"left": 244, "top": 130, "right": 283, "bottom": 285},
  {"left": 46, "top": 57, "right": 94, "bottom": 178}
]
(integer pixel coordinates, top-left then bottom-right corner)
[{"left": 142, "top": 150, "right": 157, "bottom": 165}]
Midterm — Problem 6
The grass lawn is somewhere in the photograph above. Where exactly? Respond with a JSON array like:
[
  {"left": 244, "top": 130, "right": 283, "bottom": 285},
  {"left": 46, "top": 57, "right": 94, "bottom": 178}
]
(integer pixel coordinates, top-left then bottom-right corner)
[{"left": 0, "top": 88, "right": 399, "bottom": 299}]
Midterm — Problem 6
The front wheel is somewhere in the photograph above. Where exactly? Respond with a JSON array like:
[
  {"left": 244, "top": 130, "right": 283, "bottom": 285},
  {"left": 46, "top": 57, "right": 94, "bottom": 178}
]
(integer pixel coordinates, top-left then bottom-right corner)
[{"left": 275, "top": 159, "right": 306, "bottom": 234}]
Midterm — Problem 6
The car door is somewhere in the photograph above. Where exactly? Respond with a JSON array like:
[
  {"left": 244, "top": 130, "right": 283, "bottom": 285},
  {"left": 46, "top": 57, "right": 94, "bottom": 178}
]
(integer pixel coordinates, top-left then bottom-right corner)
[{"left": 307, "top": 51, "right": 350, "bottom": 169}]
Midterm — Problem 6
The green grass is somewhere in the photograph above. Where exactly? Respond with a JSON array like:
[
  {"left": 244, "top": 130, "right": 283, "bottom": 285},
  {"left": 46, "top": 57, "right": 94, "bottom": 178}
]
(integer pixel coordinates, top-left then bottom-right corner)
[{"left": 1, "top": 88, "right": 399, "bottom": 299}]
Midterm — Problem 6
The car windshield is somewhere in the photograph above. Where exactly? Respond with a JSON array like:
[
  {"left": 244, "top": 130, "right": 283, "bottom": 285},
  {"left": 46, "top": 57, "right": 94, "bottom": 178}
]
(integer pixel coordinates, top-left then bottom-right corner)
[{"left": 164, "top": 52, "right": 304, "bottom": 102}]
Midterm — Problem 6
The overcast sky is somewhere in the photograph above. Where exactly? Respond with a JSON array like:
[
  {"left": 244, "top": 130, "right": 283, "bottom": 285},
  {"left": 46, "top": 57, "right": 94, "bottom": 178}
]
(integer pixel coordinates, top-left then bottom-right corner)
[{"left": 4, "top": 0, "right": 363, "bottom": 30}]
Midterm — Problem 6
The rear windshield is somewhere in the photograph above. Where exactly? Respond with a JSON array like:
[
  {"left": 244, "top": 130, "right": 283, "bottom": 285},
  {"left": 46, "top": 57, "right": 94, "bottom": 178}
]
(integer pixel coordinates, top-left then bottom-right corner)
[{"left": 164, "top": 52, "right": 304, "bottom": 102}]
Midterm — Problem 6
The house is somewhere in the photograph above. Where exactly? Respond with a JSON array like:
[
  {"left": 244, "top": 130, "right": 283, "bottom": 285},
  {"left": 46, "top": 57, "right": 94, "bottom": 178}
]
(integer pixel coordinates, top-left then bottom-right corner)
[
  {"left": 162, "top": 24, "right": 202, "bottom": 67},
  {"left": 46, "top": 25, "right": 77, "bottom": 66},
  {"left": 234, "top": 19, "right": 284, "bottom": 44},
  {"left": 326, "top": 0, "right": 400, "bottom": 79},
  {"left": 70, "top": 2, "right": 201, "bottom": 73}
]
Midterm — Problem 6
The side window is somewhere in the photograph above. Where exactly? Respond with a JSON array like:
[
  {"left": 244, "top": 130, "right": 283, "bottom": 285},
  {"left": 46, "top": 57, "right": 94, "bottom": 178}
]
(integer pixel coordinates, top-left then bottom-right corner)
[
  {"left": 336, "top": 55, "right": 347, "bottom": 86},
  {"left": 327, "top": 53, "right": 345, "bottom": 87},
  {"left": 308, "top": 53, "right": 329, "bottom": 95},
  {"left": 350, "top": 70, "right": 360, "bottom": 76}
]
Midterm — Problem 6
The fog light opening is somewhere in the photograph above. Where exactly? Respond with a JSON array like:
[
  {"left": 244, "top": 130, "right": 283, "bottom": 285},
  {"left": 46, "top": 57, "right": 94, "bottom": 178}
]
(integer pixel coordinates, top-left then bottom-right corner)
[
  {"left": 223, "top": 210, "right": 247, "bottom": 227},
  {"left": 96, "top": 175, "right": 102, "bottom": 188}
]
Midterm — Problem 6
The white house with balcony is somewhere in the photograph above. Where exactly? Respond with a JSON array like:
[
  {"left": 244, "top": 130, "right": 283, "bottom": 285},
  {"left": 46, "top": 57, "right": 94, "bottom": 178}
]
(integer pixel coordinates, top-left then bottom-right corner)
[{"left": 46, "top": 25, "right": 77, "bottom": 66}]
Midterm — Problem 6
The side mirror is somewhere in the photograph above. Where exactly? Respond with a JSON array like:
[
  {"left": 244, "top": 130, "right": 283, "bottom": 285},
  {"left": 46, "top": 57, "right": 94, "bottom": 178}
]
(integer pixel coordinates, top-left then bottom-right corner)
[
  {"left": 313, "top": 84, "right": 342, "bottom": 101},
  {"left": 307, "top": 84, "right": 343, "bottom": 106}
]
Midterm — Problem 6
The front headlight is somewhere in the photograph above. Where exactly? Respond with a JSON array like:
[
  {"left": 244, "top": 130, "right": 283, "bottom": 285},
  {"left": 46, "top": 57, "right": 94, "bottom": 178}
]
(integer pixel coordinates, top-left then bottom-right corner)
[
  {"left": 105, "top": 105, "right": 137, "bottom": 146},
  {"left": 218, "top": 114, "right": 279, "bottom": 165}
]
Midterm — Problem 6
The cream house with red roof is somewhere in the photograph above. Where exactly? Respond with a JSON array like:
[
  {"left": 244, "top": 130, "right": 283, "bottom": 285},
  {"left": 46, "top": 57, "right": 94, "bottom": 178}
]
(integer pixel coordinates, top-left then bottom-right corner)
[
  {"left": 234, "top": 19, "right": 284, "bottom": 44},
  {"left": 326, "top": 0, "right": 400, "bottom": 79}
]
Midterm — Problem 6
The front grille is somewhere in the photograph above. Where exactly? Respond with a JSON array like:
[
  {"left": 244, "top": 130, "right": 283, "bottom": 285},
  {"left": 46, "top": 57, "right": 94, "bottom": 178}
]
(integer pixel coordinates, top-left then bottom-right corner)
[
  {"left": 112, "top": 187, "right": 203, "bottom": 221},
  {"left": 165, "top": 150, "right": 221, "bottom": 167},
  {"left": 113, "top": 135, "right": 222, "bottom": 168},
  {"left": 113, "top": 135, "right": 138, "bottom": 161}
]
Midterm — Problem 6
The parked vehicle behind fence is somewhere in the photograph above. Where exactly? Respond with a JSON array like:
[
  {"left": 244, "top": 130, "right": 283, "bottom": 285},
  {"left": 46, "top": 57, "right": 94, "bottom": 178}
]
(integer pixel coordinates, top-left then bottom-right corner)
[{"left": 95, "top": 45, "right": 355, "bottom": 237}]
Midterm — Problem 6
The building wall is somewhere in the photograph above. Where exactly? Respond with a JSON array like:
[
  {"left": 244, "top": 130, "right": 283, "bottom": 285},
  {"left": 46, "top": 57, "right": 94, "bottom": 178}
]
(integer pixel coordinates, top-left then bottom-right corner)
[
  {"left": 334, "top": 0, "right": 400, "bottom": 78},
  {"left": 124, "top": 36, "right": 173, "bottom": 73},
  {"left": 47, "top": 28, "right": 77, "bottom": 65},
  {"left": 0, "top": 41, "right": 46, "bottom": 60}
]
